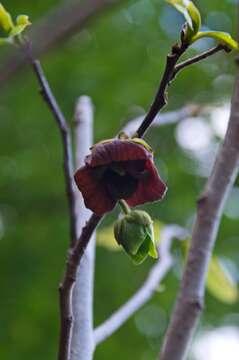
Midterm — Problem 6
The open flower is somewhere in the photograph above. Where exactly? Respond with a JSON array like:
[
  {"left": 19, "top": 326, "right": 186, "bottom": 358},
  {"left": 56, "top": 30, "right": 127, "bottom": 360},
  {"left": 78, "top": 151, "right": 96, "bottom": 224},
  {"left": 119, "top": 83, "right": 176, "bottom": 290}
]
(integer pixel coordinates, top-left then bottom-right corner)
[{"left": 74, "top": 138, "right": 167, "bottom": 215}]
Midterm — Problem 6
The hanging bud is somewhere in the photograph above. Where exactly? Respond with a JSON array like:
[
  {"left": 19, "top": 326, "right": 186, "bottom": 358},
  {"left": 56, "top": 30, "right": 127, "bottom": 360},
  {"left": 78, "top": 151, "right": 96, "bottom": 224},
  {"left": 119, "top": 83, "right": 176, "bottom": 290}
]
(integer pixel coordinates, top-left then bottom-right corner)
[{"left": 114, "top": 210, "right": 158, "bottom": 264}]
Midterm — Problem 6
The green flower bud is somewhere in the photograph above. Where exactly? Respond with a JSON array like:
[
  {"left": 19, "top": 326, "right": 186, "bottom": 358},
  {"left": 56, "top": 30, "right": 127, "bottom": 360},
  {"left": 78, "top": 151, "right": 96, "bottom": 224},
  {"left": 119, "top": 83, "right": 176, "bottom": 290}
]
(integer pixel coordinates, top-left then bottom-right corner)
[{"left": 114, "top": 210, "right": 158, "bottom": 264}]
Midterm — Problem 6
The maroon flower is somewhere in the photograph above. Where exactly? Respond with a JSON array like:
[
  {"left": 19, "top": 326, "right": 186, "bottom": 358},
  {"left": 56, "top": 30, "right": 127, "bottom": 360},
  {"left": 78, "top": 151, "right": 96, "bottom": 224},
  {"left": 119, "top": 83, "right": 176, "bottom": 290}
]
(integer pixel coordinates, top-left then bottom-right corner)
[{"left": 74, "top": 139, "right": 167, "bottom": 215}]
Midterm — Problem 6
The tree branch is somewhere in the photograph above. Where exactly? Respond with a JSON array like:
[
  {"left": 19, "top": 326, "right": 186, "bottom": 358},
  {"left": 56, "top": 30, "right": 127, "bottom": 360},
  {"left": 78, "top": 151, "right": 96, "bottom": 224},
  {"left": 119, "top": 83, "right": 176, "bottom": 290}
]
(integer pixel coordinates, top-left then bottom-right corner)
[
  {"left": 0, "top": 0, "right": 124, "bottom": 87},
  {"left": 94, "top": 225, "right": 187, "bottom": 346},
  {"left": 30, "top": 58, "right": 77, "bottom": 246},
  {"left": 160, "top": 75, "right": 239, "bottom": 360},
  {"left": 58, "top": 213, "right": 102, "bottom": 360},
  {"left": 172, "top": 44, "right": 227, "bottom": 79},
  {"left": 70, "top": 97, "right": 96, "bottom": 360},
  {"left": 136, "top": 43, "right": 188, "bottom": 138}
]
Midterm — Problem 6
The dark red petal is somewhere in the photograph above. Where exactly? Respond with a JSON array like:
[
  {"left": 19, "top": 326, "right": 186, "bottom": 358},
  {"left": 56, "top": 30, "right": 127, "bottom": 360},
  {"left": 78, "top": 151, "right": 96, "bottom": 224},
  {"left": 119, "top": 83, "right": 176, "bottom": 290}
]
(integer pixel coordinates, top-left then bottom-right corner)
[
  {"left": 86, "top": 140, "right": 152, "bottom": 167},
  {"left": 74, "top": 166, "right": 116, "bottom": 215},
  {"left": 126, "top": 159, "right": 167, "bottom": 207}
]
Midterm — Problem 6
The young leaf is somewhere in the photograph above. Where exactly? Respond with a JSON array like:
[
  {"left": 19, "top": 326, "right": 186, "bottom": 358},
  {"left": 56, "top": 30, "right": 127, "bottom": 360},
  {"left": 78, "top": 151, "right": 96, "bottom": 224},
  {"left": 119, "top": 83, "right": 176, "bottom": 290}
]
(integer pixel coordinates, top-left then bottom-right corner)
[
  {"left": 187, "top": 1, "right": 201, "bottom": 34},
  {"left": 192, "top": 31, "right": 239, "bottom": 51},
  {"left": 9, "top": 15, "right": 31, "bottom": 37},
  {"left": 9, "top": 24, "right": 29, "bottom": 37},
  {"left": 167, "top": 0, "right": 201, "bottom": 39},
  {"left": 206, "top": 256, "right": 238, "bottom": 304},
  {"left": 16, "top": 15, "right": 31, "bottom": 26},
  {"left": 0, "top": 3, "right": 14, "bottom": 33}
]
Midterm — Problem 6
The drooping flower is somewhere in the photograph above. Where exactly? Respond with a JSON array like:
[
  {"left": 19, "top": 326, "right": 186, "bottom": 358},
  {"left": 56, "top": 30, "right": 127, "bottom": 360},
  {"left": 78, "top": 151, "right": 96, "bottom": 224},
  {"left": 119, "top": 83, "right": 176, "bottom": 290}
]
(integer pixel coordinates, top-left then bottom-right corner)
[{"left": 74, "top": 138, "right": 167, "bottom": 215}]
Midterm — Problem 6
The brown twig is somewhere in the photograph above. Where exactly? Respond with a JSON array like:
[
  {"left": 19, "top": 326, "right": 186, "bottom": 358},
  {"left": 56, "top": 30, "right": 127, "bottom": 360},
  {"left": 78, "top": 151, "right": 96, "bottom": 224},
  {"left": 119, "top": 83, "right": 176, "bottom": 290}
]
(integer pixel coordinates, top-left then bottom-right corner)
[
  {"left": 30, "top": 58, "right": 77, "bottom": 246},
  {"left": 136, "top": 42, "right": 188, "bottom": 138},
  {"left": 160, "top": 76, "right": 239, "bottom": 360},
  {"left": 172, "top": 44, "right": 227, "bottom": 79},
  {"left": 58, "top": 214, "right": 102, "bottom": 360}
]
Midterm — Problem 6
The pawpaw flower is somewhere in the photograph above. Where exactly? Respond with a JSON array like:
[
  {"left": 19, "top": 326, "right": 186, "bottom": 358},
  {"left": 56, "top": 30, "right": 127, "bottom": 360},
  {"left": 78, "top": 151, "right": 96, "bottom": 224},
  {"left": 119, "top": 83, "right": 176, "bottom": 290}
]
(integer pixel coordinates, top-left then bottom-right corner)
[{"left": 74, "top": 138, "right": 167, "bottom": 215}]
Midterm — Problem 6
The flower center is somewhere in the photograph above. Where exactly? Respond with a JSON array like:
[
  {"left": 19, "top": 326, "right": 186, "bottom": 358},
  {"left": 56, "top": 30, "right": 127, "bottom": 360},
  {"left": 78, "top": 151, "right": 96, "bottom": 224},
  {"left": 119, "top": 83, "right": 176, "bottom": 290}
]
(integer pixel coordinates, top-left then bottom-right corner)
[{"left": 104, "top": 167, "right": 138, "bottom": 200}]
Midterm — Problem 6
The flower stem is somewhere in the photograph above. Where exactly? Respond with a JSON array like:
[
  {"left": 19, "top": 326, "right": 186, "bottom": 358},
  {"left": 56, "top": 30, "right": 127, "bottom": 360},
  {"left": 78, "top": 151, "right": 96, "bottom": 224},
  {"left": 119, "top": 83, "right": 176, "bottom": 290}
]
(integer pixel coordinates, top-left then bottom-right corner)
[{"left": 118, "top": 200, "right": 131, "bottom": 214}]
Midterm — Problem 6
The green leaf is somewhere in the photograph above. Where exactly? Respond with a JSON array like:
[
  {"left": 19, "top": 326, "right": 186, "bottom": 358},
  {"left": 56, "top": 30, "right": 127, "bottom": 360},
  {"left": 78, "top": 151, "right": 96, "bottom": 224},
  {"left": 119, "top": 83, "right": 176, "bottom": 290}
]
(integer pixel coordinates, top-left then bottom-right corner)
[
  {"left": 187, "top": 1, "right": 201, "bottom": 34},
  {"left": 192, "top": 31, "right": 239, "bottom": 50},
  {"left": 16, "top": 15, "right": 31, "bottom": 26},
  {"left": 0, "top": 3, "right": 14, "bottom": 33},
  {"left": 206, "top": 256, "right": 238, "bottom": 304},
  {"left": 167, "top": 0, "right": 201, "bottom": 39},
  {"left": 9, "top": 16, "right": 31, "bottom": 37}
]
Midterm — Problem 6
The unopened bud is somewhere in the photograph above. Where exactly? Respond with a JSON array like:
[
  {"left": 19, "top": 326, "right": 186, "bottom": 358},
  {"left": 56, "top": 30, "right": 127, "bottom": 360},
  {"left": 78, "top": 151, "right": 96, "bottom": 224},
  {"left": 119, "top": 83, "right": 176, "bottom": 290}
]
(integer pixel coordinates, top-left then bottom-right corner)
[{"left": 114, "top": 210, "right": 158, "bottom": 264}]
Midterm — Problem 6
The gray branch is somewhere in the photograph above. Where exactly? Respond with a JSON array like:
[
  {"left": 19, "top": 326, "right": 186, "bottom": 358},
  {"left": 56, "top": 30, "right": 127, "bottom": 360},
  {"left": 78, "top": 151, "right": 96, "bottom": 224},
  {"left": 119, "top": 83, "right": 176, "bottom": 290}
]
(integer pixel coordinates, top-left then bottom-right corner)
[
  {"left": 160, "top": 75, "right": 239, "bottom": 360},
  {"left": 94, "top": 225, "right": 187, "bottom": 346},
  {"left": 70, "top": 97, "right": 96, "bottom": 360}
]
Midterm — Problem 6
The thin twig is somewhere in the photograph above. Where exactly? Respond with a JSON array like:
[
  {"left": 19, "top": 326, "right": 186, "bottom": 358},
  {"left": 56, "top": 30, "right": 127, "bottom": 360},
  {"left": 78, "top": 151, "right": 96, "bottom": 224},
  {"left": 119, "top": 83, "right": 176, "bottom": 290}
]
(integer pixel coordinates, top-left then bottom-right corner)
[
  {"left": 58, "top": 213, "right": 102, "bottom": 360},
  {"left": 136, "top": 43, "right": 188, "bottom": 138},
  {"left": 30, "top": 58, "right": 77, "bottom": 246},
  {"left": 94, "top": 226, "right": 187, "bottom": 346},
  {"left": 160, "top": 76, "right": 239, "bottom": 360},
  {"left": 172, "top": 44, "right": 226, "bottom": 79}
]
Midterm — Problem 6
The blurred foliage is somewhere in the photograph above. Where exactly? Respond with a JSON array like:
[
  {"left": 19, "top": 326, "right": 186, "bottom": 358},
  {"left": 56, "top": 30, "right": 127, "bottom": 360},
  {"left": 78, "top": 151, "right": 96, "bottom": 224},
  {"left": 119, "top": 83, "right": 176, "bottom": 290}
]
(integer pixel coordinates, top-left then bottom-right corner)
[
  {"left": 207, "top": 256, "right": 238, "bottom": 304},
  {"left": 0, "top": 0, "right": 239, "bottom": 359}
]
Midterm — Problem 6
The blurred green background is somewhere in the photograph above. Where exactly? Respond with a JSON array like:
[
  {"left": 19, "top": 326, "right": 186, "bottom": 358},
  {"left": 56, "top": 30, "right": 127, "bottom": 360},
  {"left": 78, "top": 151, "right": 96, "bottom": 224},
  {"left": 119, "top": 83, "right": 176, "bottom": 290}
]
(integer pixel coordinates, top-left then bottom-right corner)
[{"left": 0, "top": 0, "right": 238, "bottom": 359}]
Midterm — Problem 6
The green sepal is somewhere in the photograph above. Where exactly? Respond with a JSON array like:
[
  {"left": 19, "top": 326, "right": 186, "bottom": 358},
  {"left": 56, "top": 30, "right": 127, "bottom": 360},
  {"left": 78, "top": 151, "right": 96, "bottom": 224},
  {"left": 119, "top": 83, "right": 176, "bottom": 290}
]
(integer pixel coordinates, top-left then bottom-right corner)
[
  {"left": 130, "top": 138, "right": 153, "bottom": 153},
  {"left": 147, "top": 224, "right": 158, "bottom": 259},
  {"left": 128, "top": 234, "right": 152, "bottom": 265}
]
